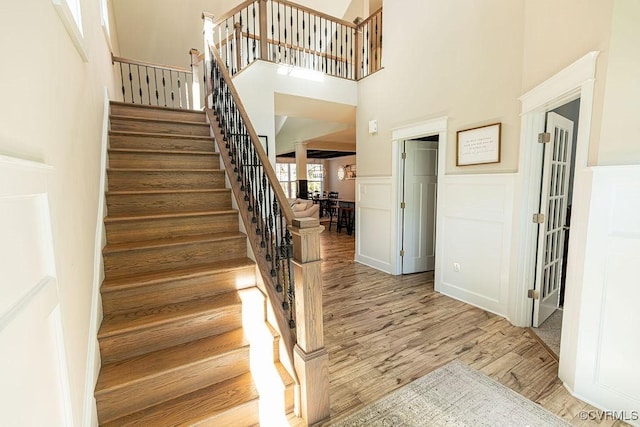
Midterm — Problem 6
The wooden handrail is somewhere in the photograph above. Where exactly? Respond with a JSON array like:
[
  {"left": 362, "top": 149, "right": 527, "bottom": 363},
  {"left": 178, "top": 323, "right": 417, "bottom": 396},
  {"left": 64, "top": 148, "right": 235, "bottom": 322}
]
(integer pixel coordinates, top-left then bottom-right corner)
[
  {"left": 275, "top": 0, "right": 357, "bottom": 29},
  {"left": 212, "top": 0, "right": 256, "bottom": 26},
  {"left": 358, "top": 6, "right": 383, "bottom": 27},
  {"left": 224, "top": 31, "right": 356, "bottom": 66},
  {"left": 111, "top": 54, "right": 192, "bottom": 74},
  {"left": 209, "top": 47, "right": 294, "bottom": 225}
]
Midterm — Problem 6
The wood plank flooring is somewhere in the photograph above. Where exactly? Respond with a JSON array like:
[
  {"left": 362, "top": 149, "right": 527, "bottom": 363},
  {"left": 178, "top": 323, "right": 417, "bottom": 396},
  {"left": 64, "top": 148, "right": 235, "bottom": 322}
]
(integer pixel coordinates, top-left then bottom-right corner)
[{"left": 318, "top": 229, "right": 628, "bottom": 426}]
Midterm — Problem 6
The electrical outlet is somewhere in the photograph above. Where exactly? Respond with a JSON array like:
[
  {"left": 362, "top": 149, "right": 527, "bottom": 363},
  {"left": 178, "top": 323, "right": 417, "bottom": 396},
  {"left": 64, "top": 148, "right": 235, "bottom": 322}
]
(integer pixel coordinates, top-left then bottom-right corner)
[{"left": 453, "top": 262, "right": 461, "bottom": 272}]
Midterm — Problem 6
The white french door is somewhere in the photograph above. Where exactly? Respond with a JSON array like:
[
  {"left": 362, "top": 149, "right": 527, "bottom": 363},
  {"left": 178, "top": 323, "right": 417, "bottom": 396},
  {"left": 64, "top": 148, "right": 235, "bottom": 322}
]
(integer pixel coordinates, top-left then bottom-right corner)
[{"left": 533, "top": 112, "right": 574, "bottom": 326}]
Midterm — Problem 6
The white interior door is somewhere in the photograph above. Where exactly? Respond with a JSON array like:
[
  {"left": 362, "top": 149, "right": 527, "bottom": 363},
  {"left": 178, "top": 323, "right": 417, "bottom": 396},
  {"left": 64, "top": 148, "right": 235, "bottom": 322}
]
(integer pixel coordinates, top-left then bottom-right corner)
[
  {"left": 533, "top": 112, "right": 574, "bottom": 326},
  {"left": 402, "top": 140, "right": 438, "bottom": 274}
]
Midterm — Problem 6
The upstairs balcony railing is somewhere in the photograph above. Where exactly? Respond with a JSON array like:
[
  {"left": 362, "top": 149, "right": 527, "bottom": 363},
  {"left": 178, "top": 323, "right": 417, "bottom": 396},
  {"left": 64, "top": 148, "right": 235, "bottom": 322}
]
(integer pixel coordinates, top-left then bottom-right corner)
[{"left": 207, "top": 0, "right": 382, "bottom": 80}]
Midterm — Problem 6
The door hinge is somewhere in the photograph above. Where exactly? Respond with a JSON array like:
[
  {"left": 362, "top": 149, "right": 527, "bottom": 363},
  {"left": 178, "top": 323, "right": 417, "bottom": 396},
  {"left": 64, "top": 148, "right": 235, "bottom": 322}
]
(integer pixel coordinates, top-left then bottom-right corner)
[
  {"left": 400, "top": 250, "right": 405, "bottom": 257},
  {"left": 400, "top": 202, "right": 406, "bottom": 209},
  {"left": 532, "top": 213, "right": 545, "bottom": 224},
  {"left": 401, "top": 152, "right": 407, "bottom": 160},
  {"left": 528, "top": 289, "right": 540, "bottom": 300},
  {"left": 538, "top": 132, "right": 551, "bottom": 144}
]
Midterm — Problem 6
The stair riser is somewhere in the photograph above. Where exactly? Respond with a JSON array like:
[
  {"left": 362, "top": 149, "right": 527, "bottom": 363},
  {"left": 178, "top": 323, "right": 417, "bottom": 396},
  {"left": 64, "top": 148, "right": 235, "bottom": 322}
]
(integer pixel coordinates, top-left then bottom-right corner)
[
  {"left": 105, "top": 213, "right": 239, "bottom": 244},
  {"left": 106, "top": 191, "right": 232, "bottom": 216},
  {"left": 99, "top": 306, "right": 242, "bottom": 364},
  {"left": 111, "top": 117, "right": 211, "bottom": 136},
  {"left": 109, "top": 151, "right": 218, "bottom": 169},
  {"left": 102, "top": 266, "right": 255, "bottom": 315},
  {"left": 107, "top": 170, "right": 225, "bottom": 191},
  {"left": 104, "top": 238, "right": 247, "bottom": 279},
  {"left": 111, "top": 104, "right": 206, "bottom": 123},
  {"left": 96, "top": 347, "right": 250, "bottom": 424},
  {"left": 109, "top": 133, "right": 215, "bottom": 152}
]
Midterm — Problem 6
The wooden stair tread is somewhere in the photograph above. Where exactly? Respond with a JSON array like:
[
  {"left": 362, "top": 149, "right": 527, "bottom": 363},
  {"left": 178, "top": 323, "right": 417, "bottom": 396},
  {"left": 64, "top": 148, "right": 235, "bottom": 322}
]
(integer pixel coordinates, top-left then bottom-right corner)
[
  {"left": 107, "top": 188, "right": 230, "bottom": 196},
  {"left": 103, "top": 232, "right": 245, "bottom": 253},
  {"left": 108, "top": 147, "right": 216, "bottom": 156},
  {"left": 96, "top": 328, "right": 248, "bottom": 393},
  {"left": 107, "top": 167, "right": 222, "bottom": 173},
  {"left": 101, "top": 372, "right": 259, "bottom": 427},
  {"left": 101, "top": 257, "right": 255, "bottom": 293},
  {"left": 109, "top": 130, "right": 213, "bottom": 141},
  {"left": 110, "top": 101, "right": 205, "bottom": 114},
  {"left": 104, "top": 209, "right": 237, "bottom": 222},
  {"left": 98, "top": 291, "right": 241, "bottom": 337},
  {"left": 110, "top": 114, "right": 210, "bottom": 127}
]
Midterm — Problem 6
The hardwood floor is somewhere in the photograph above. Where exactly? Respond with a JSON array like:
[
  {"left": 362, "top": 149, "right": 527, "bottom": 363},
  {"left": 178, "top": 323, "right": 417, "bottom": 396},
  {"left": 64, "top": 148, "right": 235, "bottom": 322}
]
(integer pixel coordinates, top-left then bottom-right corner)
[{"left": 318, "top": 229, "right": 628, "bottom": 426}]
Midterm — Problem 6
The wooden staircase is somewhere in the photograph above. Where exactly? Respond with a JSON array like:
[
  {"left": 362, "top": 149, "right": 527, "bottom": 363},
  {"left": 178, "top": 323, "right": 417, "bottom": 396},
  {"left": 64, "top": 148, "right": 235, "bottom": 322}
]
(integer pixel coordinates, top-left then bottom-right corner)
[{"left": 95, "top": 102, "right": 294, "bottom": 426}]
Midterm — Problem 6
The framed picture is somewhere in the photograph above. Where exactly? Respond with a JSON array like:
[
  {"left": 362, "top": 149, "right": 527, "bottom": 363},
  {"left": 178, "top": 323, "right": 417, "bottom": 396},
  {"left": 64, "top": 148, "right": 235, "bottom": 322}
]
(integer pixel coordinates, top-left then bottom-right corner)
[{"left": 456, "top": 123, "right": 501, "bottom": 166}]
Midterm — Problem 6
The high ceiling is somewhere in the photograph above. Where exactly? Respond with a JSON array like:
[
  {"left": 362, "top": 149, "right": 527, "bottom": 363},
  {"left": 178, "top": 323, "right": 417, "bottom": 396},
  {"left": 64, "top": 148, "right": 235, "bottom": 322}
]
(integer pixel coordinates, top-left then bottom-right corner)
[
  {"left": 112, "top": 0, "right": 366, "bottom": 158},
  {"left": 274, "top": 94, "right": 356, "bottom": 157}
]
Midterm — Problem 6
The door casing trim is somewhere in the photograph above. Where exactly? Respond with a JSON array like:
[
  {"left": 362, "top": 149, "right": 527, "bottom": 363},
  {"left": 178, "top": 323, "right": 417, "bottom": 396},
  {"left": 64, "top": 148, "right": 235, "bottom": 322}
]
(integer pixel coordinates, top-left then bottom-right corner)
[
  {"left": 391, "top": 117, "right": 448, "bottom": 276},
  {"left": 511, "top": 51, "right": 599, "bottom": 391}
]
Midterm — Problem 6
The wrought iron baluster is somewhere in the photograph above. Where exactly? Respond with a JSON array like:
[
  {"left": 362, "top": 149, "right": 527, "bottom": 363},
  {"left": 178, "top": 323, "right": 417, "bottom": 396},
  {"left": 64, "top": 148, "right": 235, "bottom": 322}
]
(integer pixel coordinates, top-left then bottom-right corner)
[
  {"left": 323, "top": 19, "right": 328, "bottom": 73},
  {"left": 135, "top": 65, "right": 142, "bottom": 103},
  {"left": 349, "top": 27, "right": 353, "bottom": 79},
  {"left": 277, "top": 3, "right": 281, "bottom": 62},
  {"left": 375, "top": 15, "right": 379, "bottom": 69},
  {"left": 119, "top": 62, "right": 126, "bottom": 101},
  {"left": 289, "top": 6, "right": 293, "bottom": 65},
  {"left": 128, "top": 64, "right": 134, "bottom": 104},
  {"left": 251, "top": 1, "right": 257, "bottom": 61},
  {"left": 177, "top": 73, "right": 183, "bottom": 109},
  {"left": 169, "top": 71, "right": 175, "bottom": 108},
  {"left": 161, "top": 70, "right": 167, "bottom": 106},
  {"left": 153, "top": 68, "right": 159, "bottom": 106},
  {"left": 145, "top": 67, "right": 151, "bottom": 105},
  {"left": 296, "top": 7, "right": 300, "bottom": 66},
  {"left": 283, "top": 5, "right": 288, "bottom": 64}
]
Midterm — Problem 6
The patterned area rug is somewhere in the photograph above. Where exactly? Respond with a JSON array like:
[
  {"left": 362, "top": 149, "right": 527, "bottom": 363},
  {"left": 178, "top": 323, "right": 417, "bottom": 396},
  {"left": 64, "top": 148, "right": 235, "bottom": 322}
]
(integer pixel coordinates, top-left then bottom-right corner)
[{"left": 329, "top": 361, "right": 569, "bottom": 427}]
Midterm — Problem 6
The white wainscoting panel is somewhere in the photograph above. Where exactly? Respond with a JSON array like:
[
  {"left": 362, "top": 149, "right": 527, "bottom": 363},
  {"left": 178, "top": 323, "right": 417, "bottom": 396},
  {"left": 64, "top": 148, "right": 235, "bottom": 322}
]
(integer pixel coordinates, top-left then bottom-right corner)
[
  {"left": 0, "top": 155, "right": 72, "bottom": 426},
  {"left": 572, "top": 166, "right": 640, "bottom": 421},
  {"left": 355, "top": 177, "right": 395, "bottom": 273},
  {"left": 435, "top": 173, "right": 516, "bottom": 317}
]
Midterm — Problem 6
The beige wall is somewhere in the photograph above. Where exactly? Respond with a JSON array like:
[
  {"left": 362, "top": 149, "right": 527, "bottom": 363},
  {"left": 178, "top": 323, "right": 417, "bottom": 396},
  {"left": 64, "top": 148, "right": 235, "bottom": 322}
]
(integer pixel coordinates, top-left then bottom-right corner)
[
  {"left": 325, "top": 155, "right": 356, "bottom": 200},
  {"left": 357, "top": 0, "right": 526, "bottom": 176},
  {"left": 113, "top": 0, "right": 353, "bottom": 69},
  {"left": 521, "top": 0, "right": 614, "bottom": 166},
  {"left": 0, "top": 0, "right": 117, "bottom": 424},
  {"left": 597, "top": 0, "right": 640, "bottom": 165}
]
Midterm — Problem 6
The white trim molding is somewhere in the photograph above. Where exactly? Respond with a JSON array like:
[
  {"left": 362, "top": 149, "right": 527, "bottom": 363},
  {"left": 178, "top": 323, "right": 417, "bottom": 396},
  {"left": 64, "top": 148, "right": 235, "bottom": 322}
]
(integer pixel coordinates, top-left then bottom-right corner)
[
  {"left": 571, "top": 165, "right": 640, "bottom": 421},
  {"left": 355, "top": 176, "right": 394, "bottom": 273},
  {"left": 512, "top": 51, "right": 600, "bottom": 401},
  {"left": 82, "top": 87, "right": 111, "bottom": 427},
  {"left": 436, "top": 173, "right": 516, "bottom": 317},
  {"left": 511, "top": 51, "right": 599, "bottom": 327},
  {"left": 52, "top": 0, "right": 88, "bottom": 62}
]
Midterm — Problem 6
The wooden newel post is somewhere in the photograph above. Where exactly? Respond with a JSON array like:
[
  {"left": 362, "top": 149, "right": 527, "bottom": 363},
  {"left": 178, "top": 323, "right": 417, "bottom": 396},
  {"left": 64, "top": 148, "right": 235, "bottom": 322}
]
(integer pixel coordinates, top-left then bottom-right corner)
[
  {"left": 189, "top": 49, "right": 202, "bottom": 110},
  {"left": 258, "top": 0, "right": 268, "bottom": 60},
  {"left": 202, "top": 12, "right": 215, "bottom": 109},
  {"left": 353, "top": 17, "right": 363, "bottom": 80},
  {"left": 290, "top": 217, "right": 330, "bottom": 425},
  {"left": 234, "top": 22, "right": 243, "bottom": 71}
]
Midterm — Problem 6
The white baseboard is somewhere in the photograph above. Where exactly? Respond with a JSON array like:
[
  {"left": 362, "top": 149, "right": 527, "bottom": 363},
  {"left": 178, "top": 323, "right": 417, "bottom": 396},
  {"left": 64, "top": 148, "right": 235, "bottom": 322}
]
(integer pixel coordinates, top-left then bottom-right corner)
[{"left": 82, "top": 87, "right": 110, "bottom": 427}]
